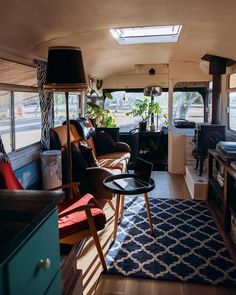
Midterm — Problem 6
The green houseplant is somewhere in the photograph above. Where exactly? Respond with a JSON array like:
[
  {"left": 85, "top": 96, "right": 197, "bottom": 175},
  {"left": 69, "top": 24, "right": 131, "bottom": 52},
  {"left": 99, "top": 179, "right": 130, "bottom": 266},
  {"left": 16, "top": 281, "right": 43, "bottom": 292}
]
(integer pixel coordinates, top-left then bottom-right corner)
[
  {"left": 86, "top": 75, "right": 115, "bottom": 127},
  {"left": 126, "top": 97, "right": 163, "bottom": 131},
  {"left": 85, "top": 102, "right": 116, "bottom": 127}
]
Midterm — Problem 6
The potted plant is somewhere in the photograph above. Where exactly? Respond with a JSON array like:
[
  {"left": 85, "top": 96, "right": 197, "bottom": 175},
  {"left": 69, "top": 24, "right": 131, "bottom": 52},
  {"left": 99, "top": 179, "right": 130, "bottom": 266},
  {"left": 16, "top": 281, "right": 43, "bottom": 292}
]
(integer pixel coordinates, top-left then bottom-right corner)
[
  {"left": 85, "top": 102, "right": 116, "bottom": 127},
  {"left": 126, "top": 97, "right": 163, "bottom": 131}
]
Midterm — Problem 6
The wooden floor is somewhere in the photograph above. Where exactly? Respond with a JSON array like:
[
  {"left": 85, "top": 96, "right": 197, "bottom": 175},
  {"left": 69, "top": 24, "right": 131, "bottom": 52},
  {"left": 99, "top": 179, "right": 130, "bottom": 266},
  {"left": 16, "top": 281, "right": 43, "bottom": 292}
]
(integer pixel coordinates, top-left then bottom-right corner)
[{"left": 73, "top": 172, "right": 236, "bottom": 295}]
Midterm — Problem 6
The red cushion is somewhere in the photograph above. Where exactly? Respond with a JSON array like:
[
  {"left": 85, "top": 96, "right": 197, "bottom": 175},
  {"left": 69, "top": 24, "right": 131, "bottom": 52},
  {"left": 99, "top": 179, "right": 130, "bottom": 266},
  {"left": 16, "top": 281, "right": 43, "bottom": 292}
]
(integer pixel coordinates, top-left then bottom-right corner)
[
  {"left": 0, "top": 162, "right": 24, "bottom": 189},
  {"left": 58, "top": 193, "right": 106, "bottom": 238}
]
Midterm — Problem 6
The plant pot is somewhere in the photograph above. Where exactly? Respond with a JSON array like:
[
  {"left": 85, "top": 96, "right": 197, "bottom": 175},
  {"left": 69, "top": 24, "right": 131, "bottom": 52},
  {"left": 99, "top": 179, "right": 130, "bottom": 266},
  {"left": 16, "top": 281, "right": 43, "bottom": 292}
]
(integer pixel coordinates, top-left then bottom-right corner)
[
  {"left": 139, "top": 121, "right": 147, "bottom": 131},
  {"left": 150, "top": 124, "right": 156, "bottom": 131}
]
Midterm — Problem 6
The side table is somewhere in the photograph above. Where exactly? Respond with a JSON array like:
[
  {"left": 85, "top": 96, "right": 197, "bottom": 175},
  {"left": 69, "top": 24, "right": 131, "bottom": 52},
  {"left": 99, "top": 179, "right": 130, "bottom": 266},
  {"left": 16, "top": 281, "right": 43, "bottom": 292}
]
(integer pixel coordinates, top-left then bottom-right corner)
[{"left": 103, "top": 174, "right": 155, "bottom": 241}]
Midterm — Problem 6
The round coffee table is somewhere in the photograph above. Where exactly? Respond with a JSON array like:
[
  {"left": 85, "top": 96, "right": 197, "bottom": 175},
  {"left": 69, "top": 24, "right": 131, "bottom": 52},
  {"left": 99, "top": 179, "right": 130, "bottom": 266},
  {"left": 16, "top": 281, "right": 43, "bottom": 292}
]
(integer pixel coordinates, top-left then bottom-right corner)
[{"left": 103, "top": 174, "right": 155, "bottom": 241}]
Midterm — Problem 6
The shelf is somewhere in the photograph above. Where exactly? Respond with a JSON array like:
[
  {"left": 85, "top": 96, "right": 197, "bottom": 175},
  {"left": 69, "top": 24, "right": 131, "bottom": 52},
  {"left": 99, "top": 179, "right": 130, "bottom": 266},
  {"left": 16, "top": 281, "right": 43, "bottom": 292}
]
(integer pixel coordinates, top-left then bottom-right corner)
[
  {"left": 208, "top": 177, "right": 224, "bottom": 201},
  {"left": 229, "top": 199, "right": 236, "bottom": 218},
  {"left": 208, "top": 149, "right": 236, "bottom": 236}
]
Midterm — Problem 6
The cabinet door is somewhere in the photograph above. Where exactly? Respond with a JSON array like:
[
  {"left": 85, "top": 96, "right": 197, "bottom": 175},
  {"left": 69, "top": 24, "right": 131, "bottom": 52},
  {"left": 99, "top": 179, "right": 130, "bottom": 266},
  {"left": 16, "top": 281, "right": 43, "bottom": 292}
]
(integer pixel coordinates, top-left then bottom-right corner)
[
  {"left": 7, "top": 210, "right": 61, "bottom": 295},
  {"left": 45, "top": 272, "right": 61, "bottom": 295},
  {"left": 0, "top": 267, "right": 6, "bottom": 295}
]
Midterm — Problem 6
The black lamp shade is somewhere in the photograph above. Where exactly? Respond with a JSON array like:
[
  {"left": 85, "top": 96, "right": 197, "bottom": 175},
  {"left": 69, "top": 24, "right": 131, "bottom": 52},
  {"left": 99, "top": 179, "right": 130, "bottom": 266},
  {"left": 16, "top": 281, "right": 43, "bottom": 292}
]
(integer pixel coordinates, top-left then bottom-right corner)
[{"left": 44, "top": 46, "right": 88, "bottom": 92}]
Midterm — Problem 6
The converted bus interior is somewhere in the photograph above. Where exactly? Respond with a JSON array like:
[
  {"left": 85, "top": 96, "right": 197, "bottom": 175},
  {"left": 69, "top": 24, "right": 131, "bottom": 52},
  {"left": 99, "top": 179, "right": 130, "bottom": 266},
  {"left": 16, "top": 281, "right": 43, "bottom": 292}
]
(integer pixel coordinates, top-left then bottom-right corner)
[{"left": 1, "top": 0, "right": 236, "bottom": 294}]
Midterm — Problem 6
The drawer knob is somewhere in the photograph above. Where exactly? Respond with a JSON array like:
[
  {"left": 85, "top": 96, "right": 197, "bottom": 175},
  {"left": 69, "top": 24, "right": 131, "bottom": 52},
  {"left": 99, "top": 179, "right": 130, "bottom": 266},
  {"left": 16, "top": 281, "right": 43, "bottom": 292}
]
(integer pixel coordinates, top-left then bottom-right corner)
[{"left": 39, "top": 258, "right": 51, "bottom": 270}]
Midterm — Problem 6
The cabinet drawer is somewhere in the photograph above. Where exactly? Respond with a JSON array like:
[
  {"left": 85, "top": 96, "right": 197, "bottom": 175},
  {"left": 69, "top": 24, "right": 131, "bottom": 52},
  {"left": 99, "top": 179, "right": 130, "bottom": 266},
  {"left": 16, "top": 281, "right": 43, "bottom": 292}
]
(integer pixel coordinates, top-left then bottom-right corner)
[{"left": 7, "top": 210, "right": 61, "bottom": 295}]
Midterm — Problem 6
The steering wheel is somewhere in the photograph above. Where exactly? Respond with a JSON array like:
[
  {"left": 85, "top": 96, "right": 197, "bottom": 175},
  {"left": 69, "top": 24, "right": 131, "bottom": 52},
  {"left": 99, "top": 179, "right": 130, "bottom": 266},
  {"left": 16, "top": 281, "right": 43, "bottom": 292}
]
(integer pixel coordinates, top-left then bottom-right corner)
[
  {"left": 129, "top": 127, "right": 140, "bottom": 134},
  {"left": 173, "top": 118, "right": 188, "bottom": 123}
]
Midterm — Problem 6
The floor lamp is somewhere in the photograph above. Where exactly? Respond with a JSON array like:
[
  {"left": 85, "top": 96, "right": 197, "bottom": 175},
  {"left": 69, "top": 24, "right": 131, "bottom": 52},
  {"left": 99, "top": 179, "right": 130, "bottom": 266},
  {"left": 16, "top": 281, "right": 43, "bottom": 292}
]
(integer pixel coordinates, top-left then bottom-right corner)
[
  {"left": 144, "top": 86, "right": 162, "bottom": 130},
  {"left": 44, "top": 46, "right": 88, "bottom": 185}
]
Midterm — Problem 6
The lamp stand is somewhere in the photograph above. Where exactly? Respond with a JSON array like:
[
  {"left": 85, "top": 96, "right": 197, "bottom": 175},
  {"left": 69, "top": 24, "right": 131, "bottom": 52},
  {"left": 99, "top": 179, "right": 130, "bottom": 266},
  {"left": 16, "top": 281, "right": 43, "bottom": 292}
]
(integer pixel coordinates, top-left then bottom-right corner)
[
  {"left": 151, "top": 94, "right": 154, "bottom": 125},
  {"left": 44, "top": 46, "right": 88, "bottom": 199},
  {"left": 65, "top": 92, "right": 72, "bottom": 184}
]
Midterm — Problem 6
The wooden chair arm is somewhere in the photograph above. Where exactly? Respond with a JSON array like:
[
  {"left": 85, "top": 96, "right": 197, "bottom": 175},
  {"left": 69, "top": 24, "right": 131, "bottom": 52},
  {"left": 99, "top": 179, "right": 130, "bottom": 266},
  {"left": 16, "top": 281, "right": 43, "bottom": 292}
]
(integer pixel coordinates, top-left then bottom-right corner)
[{"left": 59, "top": 203, "right": 94, "bottom": 218}]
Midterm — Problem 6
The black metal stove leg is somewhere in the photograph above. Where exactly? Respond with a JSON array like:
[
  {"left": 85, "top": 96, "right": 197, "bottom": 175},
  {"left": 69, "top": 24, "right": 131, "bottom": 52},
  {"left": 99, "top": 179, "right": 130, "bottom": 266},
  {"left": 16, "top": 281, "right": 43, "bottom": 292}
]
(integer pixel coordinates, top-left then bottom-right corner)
[
  {"left": 195, "top": 157, "right": 199, "bottom": 170},
  {"left": 199, "top": 157, "right": 205, "bottom": 176}
]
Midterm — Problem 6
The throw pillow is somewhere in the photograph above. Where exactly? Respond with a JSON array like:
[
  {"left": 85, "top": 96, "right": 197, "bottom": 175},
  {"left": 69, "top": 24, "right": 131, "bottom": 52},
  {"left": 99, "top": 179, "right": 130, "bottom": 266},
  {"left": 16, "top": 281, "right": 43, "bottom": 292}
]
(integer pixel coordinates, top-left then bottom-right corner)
[
  {"left": 79, "top": 143, "right": 99, "bottom": 167},
  {"left": 93, "top": 131, "right": 118, "bottom": 156},
  {"left": 71, "top": 143, "right": 88, "bottom": 174}
]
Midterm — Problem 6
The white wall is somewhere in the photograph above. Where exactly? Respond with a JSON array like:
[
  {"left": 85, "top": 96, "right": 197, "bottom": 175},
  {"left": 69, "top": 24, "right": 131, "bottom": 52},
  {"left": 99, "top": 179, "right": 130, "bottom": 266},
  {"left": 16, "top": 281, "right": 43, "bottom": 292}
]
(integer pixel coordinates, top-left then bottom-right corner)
[
  {"left": 168, "top": 61, "right": 210, "bottom": 174},
  {"left": 103, "top": 64, "right": 169, "bottom": 89}
]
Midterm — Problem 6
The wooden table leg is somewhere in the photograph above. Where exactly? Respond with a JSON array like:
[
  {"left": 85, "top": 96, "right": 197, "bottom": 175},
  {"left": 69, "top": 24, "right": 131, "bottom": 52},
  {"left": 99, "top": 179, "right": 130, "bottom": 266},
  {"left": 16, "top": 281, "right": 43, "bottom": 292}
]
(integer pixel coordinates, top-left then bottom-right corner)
[
  {"left": 144, "top": 192, "right": 154, "bottom": 234},
  {"left": 114, "top": 194, "right": 121, "bottom": 241},
  {"left": 120, "top": 195, "right": 125, "bottom": 220}
]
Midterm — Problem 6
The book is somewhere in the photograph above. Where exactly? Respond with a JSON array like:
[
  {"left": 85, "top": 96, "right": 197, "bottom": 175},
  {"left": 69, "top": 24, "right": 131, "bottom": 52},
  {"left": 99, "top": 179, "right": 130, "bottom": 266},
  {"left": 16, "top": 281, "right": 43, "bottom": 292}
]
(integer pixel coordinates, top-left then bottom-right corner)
[
  {"left": 231, "top": 162, "right": 236, "bottom": 170},
  {"left": 216, "top": 173, "right": 224, "bottom": 187}
]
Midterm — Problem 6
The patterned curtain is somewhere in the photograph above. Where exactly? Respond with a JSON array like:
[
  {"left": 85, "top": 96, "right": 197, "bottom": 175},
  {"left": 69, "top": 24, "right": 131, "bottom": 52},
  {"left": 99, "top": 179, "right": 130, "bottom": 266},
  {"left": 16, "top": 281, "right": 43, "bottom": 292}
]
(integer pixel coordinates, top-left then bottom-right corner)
[
  {"left": 0, "top": 136, "right": 10, "bottom": 162},
  {"left": 35, "top": 59, "right": 54, "bottom": 150}
]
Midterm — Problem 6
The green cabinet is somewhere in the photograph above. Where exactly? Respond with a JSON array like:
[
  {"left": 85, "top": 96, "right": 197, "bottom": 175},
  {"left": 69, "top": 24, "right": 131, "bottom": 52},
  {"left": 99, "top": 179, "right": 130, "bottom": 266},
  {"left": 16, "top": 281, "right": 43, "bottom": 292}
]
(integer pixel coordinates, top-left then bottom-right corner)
[
  {"left": 45, "top": 272, "right": 61, "bottom": 295},
  {"left": 7, "top": 211, "right": 60, "bottom": 295},
  {"left": 0, "top": 190, "right": 64, "bottom": 295}
]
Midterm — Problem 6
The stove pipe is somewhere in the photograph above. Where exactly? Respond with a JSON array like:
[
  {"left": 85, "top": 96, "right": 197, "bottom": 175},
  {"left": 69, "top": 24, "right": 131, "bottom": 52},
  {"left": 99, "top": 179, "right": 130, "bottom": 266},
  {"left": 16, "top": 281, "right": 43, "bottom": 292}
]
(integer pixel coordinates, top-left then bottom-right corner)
[
  {"left": 208, "top": 56, "right": 227, "bottom": 124},
  {"left": 202, "top": 54, "right": 236, "bottom": 123}
]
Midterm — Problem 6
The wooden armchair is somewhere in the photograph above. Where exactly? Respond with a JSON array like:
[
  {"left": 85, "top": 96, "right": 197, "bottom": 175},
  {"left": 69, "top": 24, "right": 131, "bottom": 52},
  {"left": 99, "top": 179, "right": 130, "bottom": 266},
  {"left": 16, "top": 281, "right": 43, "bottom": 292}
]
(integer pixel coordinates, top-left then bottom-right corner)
[{"left": 0, "top": 159, "right": 107, "bottom": 271}]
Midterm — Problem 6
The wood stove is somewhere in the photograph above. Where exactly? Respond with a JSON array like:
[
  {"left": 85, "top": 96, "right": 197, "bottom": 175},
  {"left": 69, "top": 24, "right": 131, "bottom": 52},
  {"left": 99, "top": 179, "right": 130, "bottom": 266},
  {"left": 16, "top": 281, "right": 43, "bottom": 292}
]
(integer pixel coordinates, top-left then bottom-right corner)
[
  {"left": 192, "top": 123, "right": 225, "bottom": 175},
  {"left": 192, "top": 54, "right": 235, "bottom": 176}
]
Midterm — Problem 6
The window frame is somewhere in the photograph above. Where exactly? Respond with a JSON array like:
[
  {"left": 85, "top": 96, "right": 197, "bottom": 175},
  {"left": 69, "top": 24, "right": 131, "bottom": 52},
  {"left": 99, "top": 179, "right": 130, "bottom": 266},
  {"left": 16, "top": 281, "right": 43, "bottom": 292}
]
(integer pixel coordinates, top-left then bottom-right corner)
[
  {"left": 227, "top": 73, "right": 236, "bottom": 134},
  {"left": 0, "top": 82, "right": 40, "bottom": 153},
  {"left": 173, "top": 86, "right": 208, "bottom": 123}
]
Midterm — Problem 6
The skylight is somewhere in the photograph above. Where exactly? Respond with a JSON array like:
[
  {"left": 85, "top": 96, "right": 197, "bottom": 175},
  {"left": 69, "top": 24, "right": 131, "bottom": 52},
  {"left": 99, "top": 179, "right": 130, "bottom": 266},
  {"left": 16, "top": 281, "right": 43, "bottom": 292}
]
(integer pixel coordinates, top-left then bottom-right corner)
[{"left": 110, "top": 25, "right": 182, "bottom": 45}]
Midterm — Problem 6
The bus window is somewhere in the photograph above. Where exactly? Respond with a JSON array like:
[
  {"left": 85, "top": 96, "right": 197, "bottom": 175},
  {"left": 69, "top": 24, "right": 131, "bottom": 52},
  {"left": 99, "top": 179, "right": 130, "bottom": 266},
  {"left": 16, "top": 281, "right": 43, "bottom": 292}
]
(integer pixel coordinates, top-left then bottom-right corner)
[
  {"left": 0, "top": 91, "right": 11, "bottom": 152},
  {"left": 14, "top": 92, "right": 41, "bottom": 150},
  {"left": 228, "top": 92, "right": 236, "bottom": 131},
  {"left": 54, "top": 93, "right": 80, "bottom": 127},
  {"left": 173, "top": 91, "right": 204, "bottom": 123},
  {"left": 104, "top": 90, "right": 168, "bottom": 132},
  {"left": 0, "top": 59, "right": 39, "bottom": 152},
  {"left": 228, "top": 73, "right": 236, "bottom": 132}
]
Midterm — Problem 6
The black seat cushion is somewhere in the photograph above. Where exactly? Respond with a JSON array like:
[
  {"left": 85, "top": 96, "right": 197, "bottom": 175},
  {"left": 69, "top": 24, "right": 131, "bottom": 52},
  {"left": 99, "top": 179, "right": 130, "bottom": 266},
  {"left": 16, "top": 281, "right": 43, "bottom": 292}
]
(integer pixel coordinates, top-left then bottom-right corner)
[
  {"left": 79, "top": 143, "right": 99, "bottom": 167},
  {"left": 93, "top": 131, "right": 118, "bottom": 156}
]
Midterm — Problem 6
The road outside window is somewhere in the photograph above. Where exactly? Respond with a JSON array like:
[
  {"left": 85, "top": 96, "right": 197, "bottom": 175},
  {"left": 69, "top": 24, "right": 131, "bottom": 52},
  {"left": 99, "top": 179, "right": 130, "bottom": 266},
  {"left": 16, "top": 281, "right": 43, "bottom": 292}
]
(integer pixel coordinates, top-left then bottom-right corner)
[{"left": 14, "top": 92, "right": 41, "bottom": 150}]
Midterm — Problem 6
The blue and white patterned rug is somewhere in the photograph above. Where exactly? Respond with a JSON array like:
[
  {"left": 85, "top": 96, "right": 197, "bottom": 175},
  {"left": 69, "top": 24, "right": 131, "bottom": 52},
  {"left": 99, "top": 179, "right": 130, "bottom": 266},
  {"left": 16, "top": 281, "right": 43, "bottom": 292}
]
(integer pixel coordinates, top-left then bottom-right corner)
[{"left": 106, "top": 197, "right": 236, "bottom": 287}]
